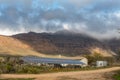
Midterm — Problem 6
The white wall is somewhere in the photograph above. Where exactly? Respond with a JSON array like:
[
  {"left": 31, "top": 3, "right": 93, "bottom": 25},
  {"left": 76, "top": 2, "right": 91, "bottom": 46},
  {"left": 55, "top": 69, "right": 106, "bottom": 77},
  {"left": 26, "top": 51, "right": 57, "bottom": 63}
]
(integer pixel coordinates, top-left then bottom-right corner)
[
  {"left": 80, "top": 58, "right": 88, "bottom": 66},
  {"left": 96, "top": 61, "right": 107, "bottom": 67}
]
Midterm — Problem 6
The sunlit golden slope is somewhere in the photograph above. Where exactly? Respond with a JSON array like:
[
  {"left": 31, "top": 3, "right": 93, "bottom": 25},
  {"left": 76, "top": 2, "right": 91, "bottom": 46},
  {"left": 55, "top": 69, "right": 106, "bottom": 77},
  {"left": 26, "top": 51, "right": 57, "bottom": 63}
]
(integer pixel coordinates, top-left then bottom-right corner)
[
  {"left": 0, "top": 35, "right": 44, "bottom": 56},
  {"left": 90, "top": 47, "right": 116, "bottom": 57}
]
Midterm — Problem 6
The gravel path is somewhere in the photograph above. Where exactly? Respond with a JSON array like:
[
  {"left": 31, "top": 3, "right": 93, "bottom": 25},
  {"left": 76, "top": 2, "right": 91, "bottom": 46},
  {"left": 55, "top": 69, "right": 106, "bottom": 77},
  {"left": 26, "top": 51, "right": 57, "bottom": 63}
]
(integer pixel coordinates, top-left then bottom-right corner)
[{"left": 0, "top": 67, "right": 120, "bottom": 80}]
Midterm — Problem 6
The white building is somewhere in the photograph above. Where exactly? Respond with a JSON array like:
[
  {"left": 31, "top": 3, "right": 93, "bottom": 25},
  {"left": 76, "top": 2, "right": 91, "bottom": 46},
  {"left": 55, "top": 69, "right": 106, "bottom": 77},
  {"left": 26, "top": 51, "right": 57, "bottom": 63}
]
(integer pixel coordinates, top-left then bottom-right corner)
[
  {"left": 96, "top": 61, "right": 108, "bottom": 67},
  {"left": 22, "top": 56, "right": 88, "bottom": 67},
  {"left": 80, "top": 58, "right": 88, "bottom": 67}
]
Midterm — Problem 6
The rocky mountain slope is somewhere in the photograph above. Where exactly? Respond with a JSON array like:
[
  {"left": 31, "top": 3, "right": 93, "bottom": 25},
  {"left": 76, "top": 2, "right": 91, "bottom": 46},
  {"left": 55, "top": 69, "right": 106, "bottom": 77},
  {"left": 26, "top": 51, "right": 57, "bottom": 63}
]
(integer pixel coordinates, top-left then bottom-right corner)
[
  {"left": 104, "top": 38, "right": 120, "bottom": 56},
  {"left": 0, "top": 31, "right": 118, "bottom": 57},
  {"left": 12, "top": 31, "right": 116, "bottom": 57}
]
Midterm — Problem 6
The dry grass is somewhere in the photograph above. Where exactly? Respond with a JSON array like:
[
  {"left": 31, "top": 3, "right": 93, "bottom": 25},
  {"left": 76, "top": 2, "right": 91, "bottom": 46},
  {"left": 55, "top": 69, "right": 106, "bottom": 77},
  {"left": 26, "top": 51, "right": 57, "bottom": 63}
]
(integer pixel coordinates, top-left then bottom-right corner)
[
  {"left": 90, "top": 47, "right": 115, "bottom": 57},
  {"left": 0, "top": 35, "right": 44, "bottom": 57}
]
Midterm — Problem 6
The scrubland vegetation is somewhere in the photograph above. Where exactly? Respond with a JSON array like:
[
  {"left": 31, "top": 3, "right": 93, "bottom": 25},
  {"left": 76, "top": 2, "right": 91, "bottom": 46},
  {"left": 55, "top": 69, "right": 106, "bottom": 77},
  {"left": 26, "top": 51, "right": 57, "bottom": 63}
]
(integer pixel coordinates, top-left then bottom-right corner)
[
  {"left": 0, "top": 55, "right": 117, "bottom": 74},
  {"left": 85, "top": 53, "right": 115, "bottom": 66},
  {"left": 113, "top": 71, "right": 120, "bottom": 80}
]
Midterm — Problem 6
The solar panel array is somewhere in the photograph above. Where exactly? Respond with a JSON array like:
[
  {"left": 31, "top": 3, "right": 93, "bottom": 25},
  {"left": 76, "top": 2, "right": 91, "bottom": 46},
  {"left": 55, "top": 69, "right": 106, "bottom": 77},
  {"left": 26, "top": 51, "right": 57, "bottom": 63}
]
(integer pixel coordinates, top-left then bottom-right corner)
[{"left": 22, "top": 56, "right": 85, "bottom": 65}]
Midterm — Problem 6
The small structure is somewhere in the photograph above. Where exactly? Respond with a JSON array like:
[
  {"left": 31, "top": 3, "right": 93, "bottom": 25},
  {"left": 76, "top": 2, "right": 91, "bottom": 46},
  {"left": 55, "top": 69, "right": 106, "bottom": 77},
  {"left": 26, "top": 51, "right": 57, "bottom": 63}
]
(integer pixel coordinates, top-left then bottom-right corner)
[
  {"left": 0, "top": 57, "right": 5, "bottom": 62},
  {"left": 79, "top": 58, "right": 88, "bottom": 67},
  {"left": 21, "top": 56, "right": 88, "bottom": 67},
  {"left": 96, "top": 61, "right": 108, "bottom": 67}
]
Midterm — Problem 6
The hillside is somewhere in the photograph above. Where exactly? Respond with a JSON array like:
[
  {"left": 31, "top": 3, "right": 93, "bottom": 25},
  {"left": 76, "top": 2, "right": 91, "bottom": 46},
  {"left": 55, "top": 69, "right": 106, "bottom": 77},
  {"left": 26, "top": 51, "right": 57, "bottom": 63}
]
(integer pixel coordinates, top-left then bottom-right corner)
[
  {"left": 12, "top": 31, "right": 115, "bottom": 57},
  {"left": 0, "top": 35, "right": 43, "bottom": 56},
  {"left": 105, "top": 38, "right": 120, "bottom": 56},
  {"left": 0, "top": 31, "right": 116, "bottom": 57}
]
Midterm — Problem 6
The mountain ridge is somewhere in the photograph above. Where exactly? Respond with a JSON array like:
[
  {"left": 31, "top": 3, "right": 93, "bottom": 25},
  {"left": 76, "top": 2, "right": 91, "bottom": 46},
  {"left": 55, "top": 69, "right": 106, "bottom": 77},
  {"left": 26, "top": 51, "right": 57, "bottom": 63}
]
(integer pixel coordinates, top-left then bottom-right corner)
[
  {"left": 12, "top": 31, "right": 116, "bottom": 57},
  {"left": 0, "top": 31, "right": 118, "bottom": 57}
]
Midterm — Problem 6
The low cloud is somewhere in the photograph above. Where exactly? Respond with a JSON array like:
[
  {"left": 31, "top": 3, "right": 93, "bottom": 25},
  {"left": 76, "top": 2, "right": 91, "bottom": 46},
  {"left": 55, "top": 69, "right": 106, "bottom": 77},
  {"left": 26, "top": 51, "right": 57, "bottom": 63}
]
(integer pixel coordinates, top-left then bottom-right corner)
[{"left": 0, "top": 0, "right": 120, "bottom": 39}]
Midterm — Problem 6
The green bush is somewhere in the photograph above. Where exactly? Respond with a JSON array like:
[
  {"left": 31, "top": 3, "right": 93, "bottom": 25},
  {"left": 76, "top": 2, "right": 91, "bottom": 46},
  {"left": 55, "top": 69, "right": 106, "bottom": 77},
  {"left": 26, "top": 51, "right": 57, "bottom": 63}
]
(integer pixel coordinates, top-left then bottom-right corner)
[
  {"left": 85, "top": 54, "right": 114, "bottom": 66},
  {"left": 114, "top": 71, "right": 120, "bottom": 80}
]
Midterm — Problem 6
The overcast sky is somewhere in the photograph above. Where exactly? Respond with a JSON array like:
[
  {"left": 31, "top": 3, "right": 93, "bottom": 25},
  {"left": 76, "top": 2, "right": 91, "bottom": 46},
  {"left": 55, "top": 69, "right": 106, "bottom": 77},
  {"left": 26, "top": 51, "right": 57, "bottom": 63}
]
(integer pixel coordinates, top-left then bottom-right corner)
[{"left": 0, "top": 0, "right": 120, "bottom": 39}]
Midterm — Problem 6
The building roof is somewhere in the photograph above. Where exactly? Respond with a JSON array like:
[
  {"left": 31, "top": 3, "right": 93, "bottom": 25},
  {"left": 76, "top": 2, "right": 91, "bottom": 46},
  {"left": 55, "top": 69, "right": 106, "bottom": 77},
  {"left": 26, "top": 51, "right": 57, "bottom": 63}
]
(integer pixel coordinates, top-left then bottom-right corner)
[{"left": 22, "top": 56, "right": 85, "bottom": 65}]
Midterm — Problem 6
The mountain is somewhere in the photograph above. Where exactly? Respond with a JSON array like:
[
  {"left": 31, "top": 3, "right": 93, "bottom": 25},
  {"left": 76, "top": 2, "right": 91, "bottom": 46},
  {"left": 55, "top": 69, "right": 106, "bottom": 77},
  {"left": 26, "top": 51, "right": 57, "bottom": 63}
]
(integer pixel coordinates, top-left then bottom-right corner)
[
  {"left": 105, "top": 38, "right": 120, "bottom": 56},
  {"left": 0, "top": 31, "right": 117, "bottom": 57},
  {"left": 12, "top": 31, "right": 115, "bottom": 57},
  {"left": 0, "top": 35, "right": 43, "bottom": 56}
]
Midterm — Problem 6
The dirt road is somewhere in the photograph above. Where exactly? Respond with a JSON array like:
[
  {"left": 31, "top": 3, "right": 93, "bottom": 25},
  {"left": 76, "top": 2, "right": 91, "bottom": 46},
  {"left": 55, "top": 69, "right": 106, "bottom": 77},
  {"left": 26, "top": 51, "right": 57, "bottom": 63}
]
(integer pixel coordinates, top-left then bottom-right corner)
[{"left": 0, "top": 67, "right": 120, "bottom": 80}]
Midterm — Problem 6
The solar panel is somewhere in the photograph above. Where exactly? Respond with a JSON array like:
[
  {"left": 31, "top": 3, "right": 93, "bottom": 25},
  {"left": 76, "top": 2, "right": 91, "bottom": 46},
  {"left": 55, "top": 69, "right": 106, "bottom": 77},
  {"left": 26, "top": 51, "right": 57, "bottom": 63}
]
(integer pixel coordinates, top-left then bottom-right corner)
[{"left": 22, "top": 56, "right": 85, "bottom": 65}]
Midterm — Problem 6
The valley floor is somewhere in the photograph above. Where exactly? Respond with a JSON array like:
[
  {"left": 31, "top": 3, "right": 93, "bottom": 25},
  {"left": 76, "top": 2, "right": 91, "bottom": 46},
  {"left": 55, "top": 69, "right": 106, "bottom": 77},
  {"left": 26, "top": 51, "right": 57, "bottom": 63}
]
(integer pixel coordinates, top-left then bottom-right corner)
[{"left": 0, "top": 67, "right": 120, "bottom": 80}]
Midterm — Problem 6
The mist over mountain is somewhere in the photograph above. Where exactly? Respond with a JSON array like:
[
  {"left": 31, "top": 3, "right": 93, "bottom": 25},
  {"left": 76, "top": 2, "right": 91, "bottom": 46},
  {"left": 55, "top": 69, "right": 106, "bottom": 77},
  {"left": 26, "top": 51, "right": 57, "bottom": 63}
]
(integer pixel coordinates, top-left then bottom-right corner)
[
  {"left": 0, "top": 0, "right": 120, "bottom": 40},
  {"left": 0, "top": 0, "right": 120, "bottom": 57}
]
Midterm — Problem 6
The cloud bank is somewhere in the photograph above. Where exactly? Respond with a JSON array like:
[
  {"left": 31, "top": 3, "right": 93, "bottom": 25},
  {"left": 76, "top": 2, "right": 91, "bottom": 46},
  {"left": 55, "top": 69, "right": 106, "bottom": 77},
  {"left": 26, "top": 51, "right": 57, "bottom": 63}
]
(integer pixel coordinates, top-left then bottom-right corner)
[{"left": 0, "top": 0, "right": 120, "bottom": 39}]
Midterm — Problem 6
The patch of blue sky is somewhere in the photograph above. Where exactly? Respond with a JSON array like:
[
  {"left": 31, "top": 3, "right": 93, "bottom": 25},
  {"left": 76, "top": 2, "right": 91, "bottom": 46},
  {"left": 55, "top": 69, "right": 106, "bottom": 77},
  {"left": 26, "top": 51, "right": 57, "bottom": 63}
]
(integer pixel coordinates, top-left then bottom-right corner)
[
  {"left": 15, "top": 4, "right": 24, "bottom": 12},
  {"left": 0, "top": 11, "right": 2, "bottom": 16},
  {"left": 28, "top": 12, "right": 40, "bottom": 18},
  {"left": 0, "top": 4, "right": 8, "bottom": 10}
]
